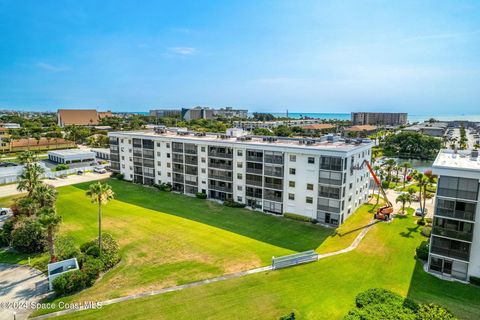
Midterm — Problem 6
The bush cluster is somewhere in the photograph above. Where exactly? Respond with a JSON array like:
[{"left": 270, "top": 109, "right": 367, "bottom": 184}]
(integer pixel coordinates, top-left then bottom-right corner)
[
  {"left": 10, "top": 216, "right": 47, "bottom": 253},
  {"left": 470, "top": 276, "right": 480, "bottom": 286},
  {"left": 416, "top": 241, "right": 430, "bottom": 261},
  {"left": 154, "top": 182, "right": 172, "bottom": 192},
  {"left": 52, "top": 233, "right": 120, "bottom": 296},
  {"left": 344, "top": 288, "right": 457, "bottom": 320},
  {"left": 223, "top": 200, "right": 246, "bottom": 208},
  {"left": 421, "top": 226, "right": 432, "bottom": 238},
  {"left": 195, "top": 192, "right": 207, "bottom": 199}
]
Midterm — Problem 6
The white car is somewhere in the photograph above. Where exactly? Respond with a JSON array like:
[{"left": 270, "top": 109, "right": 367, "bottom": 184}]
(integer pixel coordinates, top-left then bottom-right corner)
[
  {"left": 0, "top": 208, "right": 12, "bottom": 215},
  {"left": 93, "top": 166, "right": 107, "bottom": 174},
  {"left": 415, "top": 207, "right": 428, "bottom": 216}
]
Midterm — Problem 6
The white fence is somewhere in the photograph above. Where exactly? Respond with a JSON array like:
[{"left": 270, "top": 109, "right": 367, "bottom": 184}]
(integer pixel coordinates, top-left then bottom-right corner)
[{"left": 272, "top": 250, "right": 319, "bottom": 269}]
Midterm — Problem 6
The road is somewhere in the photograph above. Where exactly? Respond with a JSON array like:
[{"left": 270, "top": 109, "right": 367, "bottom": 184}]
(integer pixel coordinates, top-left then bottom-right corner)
[
  {"left": 0, "top": 172, "right": 112, "bottom": 198},
  {"left": 385, "top": 188, "right": 434, "bottom": 218}
]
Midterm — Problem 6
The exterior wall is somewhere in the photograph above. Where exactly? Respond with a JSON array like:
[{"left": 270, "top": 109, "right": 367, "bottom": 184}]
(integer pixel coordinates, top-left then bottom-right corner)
[
  {"left": 351, "top": 112, "right": 407, "bottom": 126},
  {"left": 428, "top": 159, "right": 480, "bottom": 282},
  {"left": 109, "top": 132, "right": 372, "bottom": 227}
]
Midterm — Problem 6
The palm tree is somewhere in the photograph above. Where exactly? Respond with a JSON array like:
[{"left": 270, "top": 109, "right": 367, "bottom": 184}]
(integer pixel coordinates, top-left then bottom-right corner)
[
  {"left": 86, "top": 182, "right": 115, "bottom": 255},
  {"left": 396, "top": 193, "right": 412, "bottom": 214},
  {"left": 32, "top": 184, "right": 58, "bottom": 208},
  {"left": 415, "top": 172, "right": 428, "bottom": 221},
  {"left": 384, "top": 159, "right": 396, "bottom": 186},
  {"left": 401, "top": 162, "right": 412, "bottom": 189},
  {"left": 17, "top": 163, "right": 45, "bottom": 196},
  {"left": 17, "top": 150, "right": 37, "bottom": 165},
  {"left": 39, "top": 207, "right": 62, "bottom": 262}
]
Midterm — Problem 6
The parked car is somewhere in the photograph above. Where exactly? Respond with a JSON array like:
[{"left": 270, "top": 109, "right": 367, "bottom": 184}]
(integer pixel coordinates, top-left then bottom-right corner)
[
  {"left": 77, "top": 170, "right": 84, "bottom": 175},
  {"left": 93, "top": 166, "right": 107, "bottom": 174},
  {"left": 415, "top": 207, "right": 428, "bottom": 216},
  {"left": 0, "top": 208, "right": 12, "bottom": 215}
]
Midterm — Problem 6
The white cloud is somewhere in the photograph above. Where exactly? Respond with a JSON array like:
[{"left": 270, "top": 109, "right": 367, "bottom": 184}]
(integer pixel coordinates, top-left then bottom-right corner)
[
  {"left": 167, "top": 47, "right": 198, "bottom": 56},
  {"left": 37, "top": 62, "right": 69, "bottom": 72}
]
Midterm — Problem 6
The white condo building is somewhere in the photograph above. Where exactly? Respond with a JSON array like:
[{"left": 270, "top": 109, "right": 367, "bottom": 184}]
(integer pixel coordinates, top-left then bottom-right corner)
[
  {"left": 108, "top": 128, "right": 372, "bottom": 227},
  {"left": 428, "top": 149, "right": 480, "bottom": 282}
]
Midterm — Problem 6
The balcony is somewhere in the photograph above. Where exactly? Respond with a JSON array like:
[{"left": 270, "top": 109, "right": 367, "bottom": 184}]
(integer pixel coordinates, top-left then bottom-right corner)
[
  {"left": 208, "top": 172, "right": 233, "bottom": 182},
  {"left": 246, "top": 167, "right": 263, "bottom": 175},
  {"left": 264, "top": 180, "right": 283, "bottom": 190},
  {"left": 264, "top": 156, "right": 283, "bottom": 165},
  {"left": 435, "top": 208, "right": 476, "bottom": 222},
  {"left": 209, "top": 182, "right": 232, "bottom": 193},
  {"left": 264, "top": 167, "right": 283, "bottom": 178},
  {"left": 432, "top": 226, "right": 473, "bottom": 242},
  {"left": 172, "top": 147, "right": 184, "bottom": 153},
  {"left": 173, "top": 175, "right": 184, "bottom": 183},
  {"left": 246, "top": 178, "right": 262, "bottom": 187},
  {"left": 209, "top": 162, "right": 233, "bottom": 170},
  {"left": 430, "top": 245, "right": 470, "bottom": 261},
  {"left": 246, "top": 155, "right": 263, "bottom": 162},
  {"left": 184, "top": 148, "right": 197, "bottom": 155}
]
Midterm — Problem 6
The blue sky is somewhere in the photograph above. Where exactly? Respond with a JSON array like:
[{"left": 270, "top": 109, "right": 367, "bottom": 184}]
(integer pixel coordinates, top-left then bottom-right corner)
[{"left": 1, "top": 0, "right": 480, "bottom": 114}]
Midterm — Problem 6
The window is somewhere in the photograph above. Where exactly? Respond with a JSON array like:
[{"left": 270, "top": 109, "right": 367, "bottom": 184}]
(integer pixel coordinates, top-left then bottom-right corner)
[
  {"left": 157, "top": 152, "right": 161, "bottom": 156},
  {"left": 121, "top": 139, "right": 124, "bottom": 143},
  {"left": 306, "top": 197, "right": 313, "bottom": 204},
  {"left": 121, "top": 156, "right": 125, "bottom": 160},
  {"left": 167, "top": 172, "right": 171, "bottom": 177},
  {"left": 307, "top": 183, "right": 314, "bottom": 190},
  {"left": 237, "top": 185, "right": 243, "bottom": 191},
  {"left": 289, "top": 168, "right": 296, "bottom": 175},
  {"left": 237, "top": 173, "right": 243, "bottom": 179},
  {"left": 289, "top": 155, "right": 296, "bottom": 162},
  {"left": 237, "top": 162, "right": 243, "bottom": 168},
  {"left": 349, "top": 182, "right": 353, "bottom": 189},
  {"left": 156, "top": 142, "right": 160, "bottom": 147},
  {"left": 201, "top": 157, "right": 206, "bottom": 163},
  {"left": 237, "top": 150, "right": 243, "bottom": 156},
  {"left": 288, "top": 193, "right": 295, "bottom": 200},
  {"left": 289, "top": 181, "right": 295, "bottom": 188},
  {"left": 201, "top": 146, "right": 206, "bottom": 152},
  {"left": 201, "top": 168, "right": 206, "bottom": 173},
  {"left": 237, "top": 196, "right": 243, "bottom": 202},
  {"left": 167, "top": 163, "right": 171, "bottom": 168},
  {"left": 157, "top": 171, "right": 161, "bottom": 175},
  {"left": 157, "top": 161, "right": 161, "bottom": 166},
  {"left": 166, "top": 143, "right": 170, "bottom": 148},
  {"left": 308, "top": 157, "right": 315, "bottom": 164},
  {"left": 167, "top": 153, "right": 170, "bottom": 158}
]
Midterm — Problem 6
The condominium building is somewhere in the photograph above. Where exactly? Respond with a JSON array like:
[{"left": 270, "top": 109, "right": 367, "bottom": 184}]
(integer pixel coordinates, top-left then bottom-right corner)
[
  {"left": 351, "top": 112, "right": 407, "bottom": 126},
  {"left": 109, "top": 128, "right": 372, "bottom": 227},
  {"left": 428, "top": 149, "right": 480, "bottom": 282},
  {"left": 149, "top": 109, "right": 182, "bottom": 118}
]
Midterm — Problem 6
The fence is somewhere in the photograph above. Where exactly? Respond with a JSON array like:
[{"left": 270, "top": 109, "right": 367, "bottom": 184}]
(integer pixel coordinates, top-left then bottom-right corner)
[{"left": 272, "top": 250, "right": 319, "bottom": 269}]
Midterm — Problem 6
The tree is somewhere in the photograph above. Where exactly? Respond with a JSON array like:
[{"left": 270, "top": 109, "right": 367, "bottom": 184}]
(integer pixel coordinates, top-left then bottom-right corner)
[
  {"left": 32, "top": 183, "right": 58, "bottom": 209},
  {"left": 396, "top": 193, "right": 412, "bottom": 214},
  {"left": 86, "top": 182, "right": 114, "bottom": 255},
  {"left": 17, "top": 163, "right": 45, "bottom": 196},
  {"left": 401, "top": 162, "right": 412, "bottom": 189},
  {"left": 415, "top": 172, "right": 428, "bottom": 221},
  {"left": 39, "top": 207, "right": 62, "bottom": 262},
  {"left": 17, "top": 150, "right": 37, "bottom": 165},
  {"left": 384, "top": 159, "right": 396, "bottom": 186}
]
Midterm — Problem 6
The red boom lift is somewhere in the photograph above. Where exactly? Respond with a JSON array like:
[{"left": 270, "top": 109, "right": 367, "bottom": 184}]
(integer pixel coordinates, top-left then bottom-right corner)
[{"left": 355, "top": 160, "right": 393, "bottom": 221}]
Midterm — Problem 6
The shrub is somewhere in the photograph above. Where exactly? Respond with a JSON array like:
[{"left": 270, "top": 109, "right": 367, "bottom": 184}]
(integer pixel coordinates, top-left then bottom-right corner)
[
  {"left": 0, "top": 216, "right": 17, "bottom": 245},
  {"left": 114, "top": 173, "right": 124, "bottom": 181},
  {"left": 381, "top": 181, "right": 390, "bottom": 189},
  {"left": 416, "top": 303, "right": 457, "bottom": 320},
  {"left": 82, "top": 256, "right": 104, "bottom": 287},
  {"left": 55, "top": 236, "right": 80, "bottom": 261},
  {"left": 223, "top": 200, "right": 246, "bottom": 208},
  {"left": 80, "top": 233, "right": 120, "bottom": 271},
  {"left": 284, "top": 212, "right": 312, "bottom": 223},
  {"left": 470, "top": 276, "right": 480, "bottom": 286},
  {"left": 416, "top": 241, "right": 429, "bottom": 261},
  {"left": 355, "top": 288, "right": 417, "bottom": 310},
  {"left": 11, "top": 216, "right": 47, "bottom": 253},
  {"left": 156, "top": 182, "right": 172, "bottom": 192},
  {"left": 52, "top": 270, "right": 86, "bottom": 296},
  {"left": 54, "top": 164, "right": 70, "bottom": 171},
  {"left": 421, "top": 226, "right": 432, "bottom": 238},
  {"left": 195, "top": 192, "right": 207, "bottom": 199},
  {"left": 311, "top": 219, "right": 318, "bottom": 224},
  {"left": 417, "top": 219, "right": 426, "bottom": 226},
  {"left": 425, "top": 217, "right": 433, "bottom": 225}
]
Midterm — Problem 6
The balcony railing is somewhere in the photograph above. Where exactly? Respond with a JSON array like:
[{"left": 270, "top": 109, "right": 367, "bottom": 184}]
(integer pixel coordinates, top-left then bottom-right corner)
[
  {"left": 209, "top": 173, "right": 233, "bottom": 182},
  {"left": 264, "top": 168, "right": 283, "bottom": 178},
  {"left": 430, "top": 245, "right": 470, "bottom": 261},
  {"left": 264, "top": 156, "right": 283, "bottom": 165},
  {"left": 184, "top": 148, "right": 197, "bottom": 155},
  {"left": 173, "top": 175, "right": 184, "bottom": 183},
  {"left": 246, "top": 167, "right": 263, "bottom": 175},
  {"left": 246, "top": 155, "right": 263, "bottom": 162},
  {"left": 432, "top": 226, "right": 473, "bottom": 242},
  {"left": 172, "top": 148, "right": 184, "bottom": 153},
  {"left": 208, "top": 151, "right": 233, "bottom": 159},
  {"left": 246, "top": 179, "right": 262, "bottom": 187},
  {"left": 209, "top": 162, "right": 233, "bottom": 170},
  {"left": 264, "top": 182, "right": 283, "bottom": 190},
  {"left": 435, "top": 209, "right": 476, "bottom": 222},
  {"left": 208, "top": 183, "right": 232, "bottom": 193}
]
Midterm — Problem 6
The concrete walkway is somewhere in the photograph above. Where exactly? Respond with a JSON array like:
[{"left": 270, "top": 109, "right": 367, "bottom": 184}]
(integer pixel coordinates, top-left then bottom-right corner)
[
  {"left": 0, "top": 172, "right": 111, "bottom": 198},
  {"left": 0, "top": 263, "right": 49, "bottom": 320},
  {"left": 31, "top": 220, "right": 378, "bottom": 319}
]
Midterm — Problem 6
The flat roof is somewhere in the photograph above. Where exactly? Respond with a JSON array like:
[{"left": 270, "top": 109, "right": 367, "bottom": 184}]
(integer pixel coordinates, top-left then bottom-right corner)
[
  {"left": 48, "top": 149, "right": 96, "bottom": 157},
  {"left": 433, "top": 149, "right": 480, "bottom": 172},
  {"left": 110, "top": 130, "right": 372, "bottom": 153}
]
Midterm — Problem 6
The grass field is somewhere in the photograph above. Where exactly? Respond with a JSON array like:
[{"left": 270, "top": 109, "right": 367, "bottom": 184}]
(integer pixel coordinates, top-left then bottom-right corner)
[
  {"left": 55, "top": 214, "right": 480, "bottom": 320},
  {"left": 0, "top": 179, "right": 336, "bottom": 315}
]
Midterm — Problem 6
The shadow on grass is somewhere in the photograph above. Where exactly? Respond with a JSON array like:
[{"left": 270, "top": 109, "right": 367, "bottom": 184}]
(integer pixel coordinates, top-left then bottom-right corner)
[
  {"left": 69, "top": 179, "right": 334, "bottom": 252},
  {"left": 406, "top": 259, "right": 480, "bottom": 320},
  {"left": 336, "top": 220, "right": 379, "bottom": 237}
]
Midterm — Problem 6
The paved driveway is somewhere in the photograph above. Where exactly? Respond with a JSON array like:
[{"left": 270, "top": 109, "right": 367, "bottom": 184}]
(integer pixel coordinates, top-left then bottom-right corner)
[
  {"left": 0, "top": 263, "right": 49, "bottom": 320},
  {"left": 0, "top": 172, "right": 111, "bottom": 198}
]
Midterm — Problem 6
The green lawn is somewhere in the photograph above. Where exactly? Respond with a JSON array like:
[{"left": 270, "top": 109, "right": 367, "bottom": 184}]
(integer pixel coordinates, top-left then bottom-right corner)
[
  {"left": 0, "top": 179, "right": 332, "bottom": 314},
  {"left": 55, "top": 214, "right": 480, "bottom": 320}
]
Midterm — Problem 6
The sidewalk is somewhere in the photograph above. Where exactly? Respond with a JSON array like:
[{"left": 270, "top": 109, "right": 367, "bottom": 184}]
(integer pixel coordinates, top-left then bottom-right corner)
[{"left": 0, "top": 172, "right": 111, "bottom": 198}]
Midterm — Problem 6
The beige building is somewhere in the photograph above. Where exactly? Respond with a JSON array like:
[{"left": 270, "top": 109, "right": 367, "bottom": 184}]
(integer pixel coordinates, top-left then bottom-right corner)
[
  {"left": 351, "top": 112, "right": 407, "bottom": 126},
  {"left": 57, "top": 109, "right": 113, "bottom": 127}
]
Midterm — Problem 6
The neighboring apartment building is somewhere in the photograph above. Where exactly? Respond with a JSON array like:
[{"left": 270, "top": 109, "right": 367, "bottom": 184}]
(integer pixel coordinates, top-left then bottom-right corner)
[
  {"left": 403, "top": 122, "right": 448, "bottom": 137},
  {"left": 149, "top": 109, "right": 182, "bottom": 118},
  {"left": 57, "top": 109, "right": 113, "bottom": 127},
  {"left": 351, "top": 112, "right": 408, "bottom": 126},
  {"left": 234, "top": 119, "right": 334, "bottom": 130},
  {"left": 181, "top": 106, "right": 248, "bottom": 121},
  {"left": 109, "top": 128, "right": 372, "bottom": 227},
  {"left": 213, "top": 107, "right": 248, "bottom": 119},
  {"left": 428, "top": 149, "right": 480, "bottom": 282}
]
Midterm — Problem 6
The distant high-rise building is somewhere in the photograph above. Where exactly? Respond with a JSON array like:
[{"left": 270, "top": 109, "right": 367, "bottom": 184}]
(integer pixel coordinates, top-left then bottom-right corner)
[
  {"left": 149, "top": 109, "right": 182, "bottom": 118},
  {"left": 351, "top": 112, "right": 407, "bottom": 126}
]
